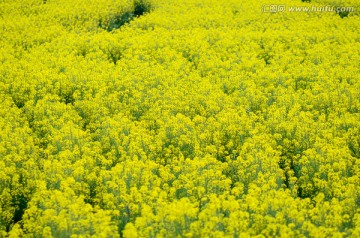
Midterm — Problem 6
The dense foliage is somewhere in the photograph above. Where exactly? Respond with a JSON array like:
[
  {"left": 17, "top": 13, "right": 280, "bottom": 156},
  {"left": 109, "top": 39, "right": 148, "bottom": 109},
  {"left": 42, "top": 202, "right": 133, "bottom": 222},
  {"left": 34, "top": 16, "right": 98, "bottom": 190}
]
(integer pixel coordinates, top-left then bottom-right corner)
[{"left": 0, "top": 0, "right": 359, "bottom": 237}]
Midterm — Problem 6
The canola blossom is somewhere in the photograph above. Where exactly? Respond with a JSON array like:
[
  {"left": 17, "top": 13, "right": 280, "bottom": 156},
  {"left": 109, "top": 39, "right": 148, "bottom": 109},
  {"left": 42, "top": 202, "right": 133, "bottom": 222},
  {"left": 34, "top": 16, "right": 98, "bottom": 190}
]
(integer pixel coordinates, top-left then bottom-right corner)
[{"left": 0, "top": 0, "right": 359, "bottom": 237}]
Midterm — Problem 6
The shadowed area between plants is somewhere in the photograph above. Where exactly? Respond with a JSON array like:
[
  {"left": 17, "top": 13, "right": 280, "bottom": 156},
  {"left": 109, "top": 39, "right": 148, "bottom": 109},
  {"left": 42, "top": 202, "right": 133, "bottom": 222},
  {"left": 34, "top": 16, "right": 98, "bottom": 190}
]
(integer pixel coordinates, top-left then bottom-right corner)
[{"left": 99, "top": 0, "right": 152, "bottom": 31}]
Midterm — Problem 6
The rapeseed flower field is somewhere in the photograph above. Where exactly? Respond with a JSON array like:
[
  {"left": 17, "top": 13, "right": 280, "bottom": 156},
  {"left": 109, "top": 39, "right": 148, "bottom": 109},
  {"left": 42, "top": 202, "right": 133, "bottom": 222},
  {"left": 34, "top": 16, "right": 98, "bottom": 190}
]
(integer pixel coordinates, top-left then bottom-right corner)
[{"left": 0, "top": 0, "right": 359, "bottom": 237}]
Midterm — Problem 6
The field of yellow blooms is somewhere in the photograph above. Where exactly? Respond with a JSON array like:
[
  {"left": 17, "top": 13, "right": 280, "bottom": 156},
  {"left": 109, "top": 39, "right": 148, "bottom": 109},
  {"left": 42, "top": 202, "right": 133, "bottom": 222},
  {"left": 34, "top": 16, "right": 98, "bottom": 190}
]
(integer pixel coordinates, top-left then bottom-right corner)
[{"left": 0, "top": 0, "right": 359, "bottom": 237}]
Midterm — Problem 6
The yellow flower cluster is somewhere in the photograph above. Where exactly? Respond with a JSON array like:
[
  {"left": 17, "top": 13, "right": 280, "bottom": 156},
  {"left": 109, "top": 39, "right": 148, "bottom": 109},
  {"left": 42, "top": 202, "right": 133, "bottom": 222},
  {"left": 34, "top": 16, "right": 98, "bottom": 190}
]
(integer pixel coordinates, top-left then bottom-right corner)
[{"left": 0, "top": 0, "right": 359, "bottom": 237}]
